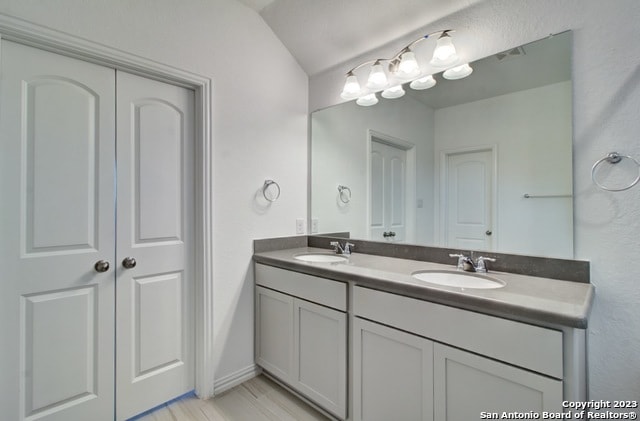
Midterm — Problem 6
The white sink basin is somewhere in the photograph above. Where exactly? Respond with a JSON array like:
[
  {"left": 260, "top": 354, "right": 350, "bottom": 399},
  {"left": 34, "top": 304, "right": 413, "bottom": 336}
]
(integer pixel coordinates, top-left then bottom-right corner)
[
  {"left": 294, "top": 253, "right": 348, "bottom": 263},
  {"left": 411, "top": 270, "right": 505, "bottom": 289}
]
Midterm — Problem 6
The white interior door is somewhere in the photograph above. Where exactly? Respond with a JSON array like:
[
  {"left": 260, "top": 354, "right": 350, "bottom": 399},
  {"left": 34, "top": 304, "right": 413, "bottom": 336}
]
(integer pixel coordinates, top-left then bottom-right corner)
[
  {"left": 445, "top": 149, "right": 494, "bottom": 250},
  {"left": 0, "top": 40, "right": 116, "bottom": 421},
  {"left": 370, "top": 139, "right": 407, "bottom": 242},
  {"left": 115, "top": 71, "right": 195, "bottom": 420},
  {"left": 1, "top": 40, "right": 195, "bottom": 421}
]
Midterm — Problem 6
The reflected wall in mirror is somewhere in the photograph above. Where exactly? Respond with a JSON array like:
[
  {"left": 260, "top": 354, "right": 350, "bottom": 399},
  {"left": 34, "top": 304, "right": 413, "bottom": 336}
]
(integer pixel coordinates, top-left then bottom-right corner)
[{"left": 311, "top": 32, "right": 573, "bottom": 259}]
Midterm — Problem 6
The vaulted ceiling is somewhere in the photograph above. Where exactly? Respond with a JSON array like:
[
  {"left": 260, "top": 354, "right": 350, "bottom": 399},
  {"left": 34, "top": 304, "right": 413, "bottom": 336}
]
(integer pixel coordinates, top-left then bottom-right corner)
[{"left": 237, "top": 0, "right": 482, "bottom": 76}]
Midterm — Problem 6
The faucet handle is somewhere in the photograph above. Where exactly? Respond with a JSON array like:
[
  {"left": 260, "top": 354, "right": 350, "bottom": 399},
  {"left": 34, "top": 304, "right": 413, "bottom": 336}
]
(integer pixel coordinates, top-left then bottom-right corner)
[
  {"left": 330, "top": 241, "right": 340, "bottom": 253},
  {"left": 475, "top": 256, "right": 496, "bottom": 273},
  {"left": 344, "top": 242, "right": 355, "bottom": 255},
  {"left": 449, "top": 253, "right": 466, "bottom": 270}
]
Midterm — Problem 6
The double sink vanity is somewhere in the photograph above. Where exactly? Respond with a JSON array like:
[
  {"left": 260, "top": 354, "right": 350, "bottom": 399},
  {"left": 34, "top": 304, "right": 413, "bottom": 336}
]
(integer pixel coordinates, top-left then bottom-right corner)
[{"left": 253, "top": 235, "right": 593, "bottom": 421}]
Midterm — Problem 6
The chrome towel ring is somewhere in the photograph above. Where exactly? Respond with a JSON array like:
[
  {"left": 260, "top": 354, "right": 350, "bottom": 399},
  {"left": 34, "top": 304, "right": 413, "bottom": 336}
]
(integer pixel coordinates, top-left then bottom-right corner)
[
  {"left": 338, "top": 185, "right": 352, "bottom": 203},
  {"left": 591, "top": 152, "right": 640, "bottom": 192},
  {"left": 262, "top": 179, "right": 281, "bottom": 202}
]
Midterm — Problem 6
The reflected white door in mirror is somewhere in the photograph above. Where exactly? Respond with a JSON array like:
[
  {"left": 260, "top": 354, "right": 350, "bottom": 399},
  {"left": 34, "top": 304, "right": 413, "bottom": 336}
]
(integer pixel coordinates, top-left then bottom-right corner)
[
  {"left": 440, "top": 147, "right": 496, "bottom": 250},
  {"left": 370, "top": 139, "right": 408, "bottom": 242}
]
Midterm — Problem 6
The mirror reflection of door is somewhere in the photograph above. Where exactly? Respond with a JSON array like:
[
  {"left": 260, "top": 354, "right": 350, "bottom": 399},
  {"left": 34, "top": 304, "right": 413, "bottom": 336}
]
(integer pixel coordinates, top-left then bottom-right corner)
[
  {"left": 370, "top": 138, "right": 407, "bottom": 242},
  {"left": 444, "top": 148, "right": 495, "bottom": 250}
]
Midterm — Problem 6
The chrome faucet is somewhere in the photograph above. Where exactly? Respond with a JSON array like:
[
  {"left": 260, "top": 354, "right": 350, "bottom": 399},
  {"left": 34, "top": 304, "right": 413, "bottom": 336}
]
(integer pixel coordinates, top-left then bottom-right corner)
[
  {"left": 449, "top": 253, "right": 496, "bottom": 273},
  {"left": 330, "top": 241, "right": 355, "bottom": 256}
]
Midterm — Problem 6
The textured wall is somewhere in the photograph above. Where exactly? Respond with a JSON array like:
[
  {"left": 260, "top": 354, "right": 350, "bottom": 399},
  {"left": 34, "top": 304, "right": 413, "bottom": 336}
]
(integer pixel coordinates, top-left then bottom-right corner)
[
  {"left": 0, "top": 0, "right": 309, "bottom": 384},
  {"left": 311, "top": 0, "right": 640, "bottom": 403}
]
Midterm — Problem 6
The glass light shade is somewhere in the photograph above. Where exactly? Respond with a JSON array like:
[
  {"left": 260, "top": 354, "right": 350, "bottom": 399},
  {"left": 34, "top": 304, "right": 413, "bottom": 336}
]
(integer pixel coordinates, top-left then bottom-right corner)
[
  {"left": 381, "top": 85, "right": 406, "bottom": 99},
  {"left": 443, "top": 63, "right": 473, "bottom": 80},
  {"left": 356, "top": 93, "right": 378, "bottom": 106},
  {"left": 340, "top": 74, "right": 361, "bottom": 100},
  {"left": 410, "top": 75, "right": 436, "bottom": 90},
  {"left": 366, "top": 63, "right": 388, "bottom": 89},
  {"left": 430, "top": 34, "right": 459, "bottom": 67},
  {"left": 396, "top": 51, "right": 420, "bottom": 79}
]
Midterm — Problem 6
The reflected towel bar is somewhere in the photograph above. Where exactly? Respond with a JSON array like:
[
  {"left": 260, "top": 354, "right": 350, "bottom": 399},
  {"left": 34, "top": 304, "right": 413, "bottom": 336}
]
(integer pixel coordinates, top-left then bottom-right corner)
[{"left": 523, "top": 193, "right": 572, "bottom": 198}]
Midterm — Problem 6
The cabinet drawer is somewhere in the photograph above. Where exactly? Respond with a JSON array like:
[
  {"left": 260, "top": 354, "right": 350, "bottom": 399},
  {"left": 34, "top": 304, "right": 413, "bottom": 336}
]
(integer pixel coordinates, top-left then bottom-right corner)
[
  {"left": 354, "top": 286, "right": 563, "bottom": 379},
  {"left": 255, "top": 264, "right": 347, "bottom": 311}
]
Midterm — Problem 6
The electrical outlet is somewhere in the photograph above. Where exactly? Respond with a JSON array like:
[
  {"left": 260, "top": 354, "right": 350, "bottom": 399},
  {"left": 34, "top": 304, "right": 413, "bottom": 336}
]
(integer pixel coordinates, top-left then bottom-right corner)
[
  {"left": 311, "top": 218, "right": 319, "bottom": 233},
  {"left": 296, "top": 218, "right": 305, "bottom": 234}
]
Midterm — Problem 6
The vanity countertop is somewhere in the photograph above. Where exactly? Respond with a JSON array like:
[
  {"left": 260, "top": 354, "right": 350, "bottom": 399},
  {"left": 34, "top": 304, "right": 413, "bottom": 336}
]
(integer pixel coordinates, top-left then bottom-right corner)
[{"left": 253, "top": 247, "right": 594, "bottom": 329}]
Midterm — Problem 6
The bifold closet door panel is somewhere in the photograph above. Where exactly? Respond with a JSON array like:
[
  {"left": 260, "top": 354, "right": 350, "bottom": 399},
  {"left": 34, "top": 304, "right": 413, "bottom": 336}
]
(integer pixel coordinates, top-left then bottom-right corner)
[
  {"left": 115, "top": 70, "right": 195, "bottom": 420},
  {"left": 0, "top": 40, "right": 116, "bottom": 421}
]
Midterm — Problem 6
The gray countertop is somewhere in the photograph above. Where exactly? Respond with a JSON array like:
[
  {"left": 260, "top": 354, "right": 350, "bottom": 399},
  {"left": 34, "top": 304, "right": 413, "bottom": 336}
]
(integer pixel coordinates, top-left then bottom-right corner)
[{"left": 253, "top": 247, "right": 594, "bottom": 329}]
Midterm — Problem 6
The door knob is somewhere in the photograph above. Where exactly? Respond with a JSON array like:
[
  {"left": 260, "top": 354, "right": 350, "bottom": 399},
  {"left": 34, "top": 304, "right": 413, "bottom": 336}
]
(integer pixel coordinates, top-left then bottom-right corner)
[
  {"left": 486, "top": 230, "right": 493, "bottom": 236},
  {"left": 122, "top": 257, "right": 137, "bottom": 269},
  {"left": 94, "top": 260, "right": 110, "bottom": 273}
]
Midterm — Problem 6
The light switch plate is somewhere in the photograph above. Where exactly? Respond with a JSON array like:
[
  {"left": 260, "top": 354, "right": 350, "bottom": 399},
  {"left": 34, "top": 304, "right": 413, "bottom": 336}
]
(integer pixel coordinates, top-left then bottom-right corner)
[{"left": 311, "top": 218, "right": 319, "bottom": 233}]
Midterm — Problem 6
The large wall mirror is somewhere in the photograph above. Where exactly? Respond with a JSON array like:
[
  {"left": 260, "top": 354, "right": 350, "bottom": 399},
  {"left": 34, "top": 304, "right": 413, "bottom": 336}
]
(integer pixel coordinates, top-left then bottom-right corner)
[{"left": 311, "top": 31, "right": 573, "bottom": 259}]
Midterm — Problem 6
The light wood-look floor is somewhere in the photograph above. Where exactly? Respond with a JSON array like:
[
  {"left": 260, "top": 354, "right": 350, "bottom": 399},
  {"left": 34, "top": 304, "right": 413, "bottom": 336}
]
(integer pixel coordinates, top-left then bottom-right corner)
[{"left": 135, "top": 375, "right": 330, "bottom": 421}]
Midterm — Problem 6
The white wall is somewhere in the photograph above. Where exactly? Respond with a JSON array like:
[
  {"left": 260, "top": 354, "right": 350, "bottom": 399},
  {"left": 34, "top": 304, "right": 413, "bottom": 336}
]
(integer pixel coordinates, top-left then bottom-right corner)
[
  {"left": 434, "top": 82, "right": 573, "bottom": 258},
  {"left": 311, "top": 96, "right": 434, "bottom": 244},
  {"left": 0, "top": 0, "right": 308, "bottom": 385},
  {"left": 311, "top": 0, "right": 640, "bottom": 404}
]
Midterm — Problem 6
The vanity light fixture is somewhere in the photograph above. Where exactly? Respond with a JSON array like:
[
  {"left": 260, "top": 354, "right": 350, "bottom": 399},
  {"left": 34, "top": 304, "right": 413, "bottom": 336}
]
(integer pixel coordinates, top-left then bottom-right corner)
[
  {"left": 340, "top": 71, "right": 361, "bottom": 100},
  {"left": 366, "top": 60, "right": 388, "bottom": 89},
  {"left": 381, "top": 85, "right": 406, "bottom": 99},
  {"left": 409, "top": 74, "right": 436, "bottom": 90},
  {"left": 395, "top": 50, "right": 421, "bottom": 80},
  {"left": 356, "top": 93, "right": 378, "bottom": 106},
  {"left": 443, "top": 63, "right": 473, "bottom": 80},
  {"left": 340, "top": 29, "right": 470, "bottom": 105},
  {"left": 430, "top": 31, "right": 460, "bottom": 67}
]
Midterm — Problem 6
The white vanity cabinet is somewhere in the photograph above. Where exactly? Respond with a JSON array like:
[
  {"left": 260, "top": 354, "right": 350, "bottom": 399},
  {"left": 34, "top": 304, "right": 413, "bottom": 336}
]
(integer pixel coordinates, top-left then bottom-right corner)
[
  {"left": 255, "top": 264, "right": 347, "bottom": 419},
  {"left": 353, "top": 286, "right": 565, "bottom": 421}
]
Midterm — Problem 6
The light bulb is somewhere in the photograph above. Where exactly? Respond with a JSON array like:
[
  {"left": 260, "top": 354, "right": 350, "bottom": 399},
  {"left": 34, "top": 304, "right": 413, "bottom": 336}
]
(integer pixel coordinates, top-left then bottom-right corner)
[
  {"left": 430, "top": 32, "right": 459, "bottom": 67},
  {"left": 396, "top": 51, "right": 420, "bottom": 79},
  {"left": 381, "top": 85, "right": 406, "bottom": 99},
  {"left": 366, "top": 62, "right": 388, "bottom": 89},
  {"left": 356, "top": 93, "right": 378, "bottom": 106},
  {"left": 443, "top": 63, "right": 473, "bottom": 80},
  {"left": 410, "top": 75, "right": 436, "bottom": 90},
  {"left": 340, "top": 73, "right": 361, "bottom": 100}
]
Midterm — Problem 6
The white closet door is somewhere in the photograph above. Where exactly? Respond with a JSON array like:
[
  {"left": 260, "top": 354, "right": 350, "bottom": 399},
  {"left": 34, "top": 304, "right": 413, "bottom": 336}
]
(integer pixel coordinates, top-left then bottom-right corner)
[
  {"left": 115, "top": 71, "right": 195, "bottom": 420},
  {"left": 370, "top": 139, "right": 407, "bottom": 242},
  {"left": 0, "top": 40, "right": 116, "bottom": 421}
]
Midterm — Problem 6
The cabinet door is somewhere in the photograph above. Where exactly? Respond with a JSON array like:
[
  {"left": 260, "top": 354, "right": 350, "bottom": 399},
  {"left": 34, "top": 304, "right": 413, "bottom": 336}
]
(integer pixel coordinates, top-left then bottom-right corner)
[
  {"left": 434, "top": 343, "right": 563, "bottom": 420},
  {"left": 353, "top": 318, "right": 433, "bottom": 421},
  {"left": 294, "top": 299, "right": 347, "bottom": 419},
  {"left": 255, "top": 287, "right": 294, "bottom": 382}
]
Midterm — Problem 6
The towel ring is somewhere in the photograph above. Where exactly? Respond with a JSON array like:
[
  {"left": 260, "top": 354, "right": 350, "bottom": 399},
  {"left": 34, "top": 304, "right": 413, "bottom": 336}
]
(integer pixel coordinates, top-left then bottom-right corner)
[
  {"left": 338, "top": 185, "right": 352, "bottom": 203},
  {"left": 591, "top": 152, "right": 640, "bottom": 192},
  {"left": 262, "top": 180, "right": 281, "bottom": 202}
]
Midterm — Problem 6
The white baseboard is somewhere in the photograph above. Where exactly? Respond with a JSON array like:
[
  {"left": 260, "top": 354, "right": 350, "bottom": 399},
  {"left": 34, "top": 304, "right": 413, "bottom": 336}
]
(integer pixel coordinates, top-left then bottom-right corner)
[{"left": 213, "top": 364, "right": 262, "bottom": 395}]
